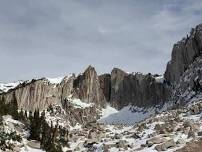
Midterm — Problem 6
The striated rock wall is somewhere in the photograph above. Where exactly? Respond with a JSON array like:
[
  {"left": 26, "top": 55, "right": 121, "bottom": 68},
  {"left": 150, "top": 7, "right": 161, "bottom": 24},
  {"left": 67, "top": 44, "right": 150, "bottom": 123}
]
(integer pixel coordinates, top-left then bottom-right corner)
[
  {"left": 0, "top": 66, "right": 107, "bottom": 111},
  {"left": 99, "top": 74, "right": 111, "bottom": 102},
  {"left": 110, "top": 68, "right": 170, "bottom": 109},
  {"left": 0, "top": 79, "right": 60, "bottom": 111},
  {"left": 165, "top": 24, "right": 202, "bottom": 85},
  {"left": 72, "top": 66, "right": 106, "bottom": 108},
  {"left": 59, "top": 75, "right": 76, "bottom": 100},
  {"left": 172, "top": 56, "right": 202, "bottom": 103},
  {"left": 163, "top": 24, "right": 202, "bottom": 104}
]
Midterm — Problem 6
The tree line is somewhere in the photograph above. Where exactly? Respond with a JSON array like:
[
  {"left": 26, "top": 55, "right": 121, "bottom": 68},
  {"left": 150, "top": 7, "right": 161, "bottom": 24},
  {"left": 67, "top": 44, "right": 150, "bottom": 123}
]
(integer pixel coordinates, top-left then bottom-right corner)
[{"left": 0, "top": 94, "right": 69, "bottom": 152}]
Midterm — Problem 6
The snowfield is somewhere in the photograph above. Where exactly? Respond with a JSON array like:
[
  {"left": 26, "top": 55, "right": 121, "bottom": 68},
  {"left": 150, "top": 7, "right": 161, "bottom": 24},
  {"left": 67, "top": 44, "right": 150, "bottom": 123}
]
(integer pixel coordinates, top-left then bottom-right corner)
[
  {"left": 69, "top": 98, "right": 94, "bottom": 108},
  {"left": 0, "top": 81, "right": 23, "bottom": 92},
  {"left": 99, "top": 103, "right": 172, "bottom": 125},
  {"left": 46, "top": 76, "right": 64, "bottom": 84}
]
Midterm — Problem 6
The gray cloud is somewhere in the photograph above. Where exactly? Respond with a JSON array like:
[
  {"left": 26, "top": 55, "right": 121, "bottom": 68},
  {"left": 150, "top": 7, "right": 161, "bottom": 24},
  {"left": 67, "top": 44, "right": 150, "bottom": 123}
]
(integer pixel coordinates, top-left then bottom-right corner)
[{"left": 0, "top": 0, "right": 202, "bottom": 82}]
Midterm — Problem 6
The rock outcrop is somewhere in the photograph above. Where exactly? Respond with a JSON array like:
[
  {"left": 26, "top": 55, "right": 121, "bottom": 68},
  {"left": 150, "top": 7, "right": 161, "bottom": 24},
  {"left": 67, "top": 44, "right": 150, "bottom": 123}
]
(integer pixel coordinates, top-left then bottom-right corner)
[
  {"left": 0, "top": 66, "right": 107, "bottom": 111},
  {"left": 0, "top": 79, "right": 60, "bottom": 111},
  {"left": 72, "top": 66, "right": 106, "bottom": 108},
  {"left": 59, "top": 74, "right": 76, "bottom": 100},
  {"left": 99, "top": 74, "right": 111, "bottom": 102},
  {"left": 165, "top": 24, "right": 202, "bottom": 85},
  {"left": 0, "top": 66, "right": 170, "bottom": 111},
  {"left": 164, "top": 24, "right": 202, "bottom": 104},
  {"left": 110, "top": 68, "right": 170, "bottom": 109}
]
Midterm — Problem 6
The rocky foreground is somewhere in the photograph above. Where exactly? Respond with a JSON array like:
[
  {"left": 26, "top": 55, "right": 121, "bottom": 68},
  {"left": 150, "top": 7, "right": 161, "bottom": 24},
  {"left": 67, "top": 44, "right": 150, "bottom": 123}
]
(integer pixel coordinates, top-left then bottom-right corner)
[
  {"left": 1, "top": 99, "right": 202, "bottom": 152},
  {"left": 64, "top": 100, "right": 202, "bottom": 152}
]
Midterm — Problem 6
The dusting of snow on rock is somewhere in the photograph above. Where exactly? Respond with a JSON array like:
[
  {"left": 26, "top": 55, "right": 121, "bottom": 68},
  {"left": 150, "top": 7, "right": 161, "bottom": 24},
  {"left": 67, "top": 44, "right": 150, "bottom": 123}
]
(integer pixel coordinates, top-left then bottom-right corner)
[
  {"left": 0, "top": 81, "right": 23, "bottom": 92},
  {"left": 155, "top": 75, "right": 164, "bottom": 83},
  {"left": 45, "top": 104, "right": 71, "bottom": 128},
  {"left": 69, "top": 123, "right": 82, "bottom": 131},
  {"left": 46, "top": 76, "right": 64, "bottom": 84},
  {"left": 68, "top": 98, "right": 94, "bottom": 109},
  {"left": 99, "top": 104, "right": 118, "bottom": 120}
]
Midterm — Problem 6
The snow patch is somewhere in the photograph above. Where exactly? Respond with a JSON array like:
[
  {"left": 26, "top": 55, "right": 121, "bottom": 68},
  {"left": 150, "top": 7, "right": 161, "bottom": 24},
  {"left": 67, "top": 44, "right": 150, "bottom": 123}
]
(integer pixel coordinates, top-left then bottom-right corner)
[
  {"left": 155, "top": 75, "right": 164, "bottom": 83},
  {"left": 99, "top": 104, "right": 118, "bottom": 120},
  {"left": 46, "top": 76, "right": 64, "bottom": 84},
  {"left": 69, "top": 98, "right": 94, "bottom": 108},
  {"left": 99, "top": 106, "right": 155, "bottom": 125},
  {"left": 99, "top": 103, "right": 171, "bottom": 125},
  {"left": 0, "top": 81, "right": 23, "bottom": 92}
]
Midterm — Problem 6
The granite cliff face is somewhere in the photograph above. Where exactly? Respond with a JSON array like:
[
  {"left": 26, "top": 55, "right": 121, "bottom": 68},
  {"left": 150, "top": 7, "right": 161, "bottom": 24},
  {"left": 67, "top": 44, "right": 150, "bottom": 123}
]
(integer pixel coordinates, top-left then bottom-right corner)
[
  {"left": 72, "top": 66, "right": 106, "bottom": 107},
  {"left": 110, "top": 68, "right": 170, "bottom": 109},
  {"left": 98, "top": 74, "right": 111, "bottom": 102},
  {"left": 164, "top": 24, "right": 202, "bottom": 103},
  {"left": 0, "top": 66, "right": 107, "bottom": 111},
  {"left": 2, "top": 23, "right": 202, "bottom": 112},
  {"left": 0, "top": 79, "right": 60, "bottom": 111},
  {"left": 165, "top": 24, "right": 202, "bottom": 85}
]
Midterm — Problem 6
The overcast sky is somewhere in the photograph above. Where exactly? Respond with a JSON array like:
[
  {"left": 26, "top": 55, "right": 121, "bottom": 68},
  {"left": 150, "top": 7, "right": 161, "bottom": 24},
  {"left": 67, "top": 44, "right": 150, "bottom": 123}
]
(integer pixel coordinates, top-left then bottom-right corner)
[{"left": 0, "top": 0, "right": 202, "bottom": 82}]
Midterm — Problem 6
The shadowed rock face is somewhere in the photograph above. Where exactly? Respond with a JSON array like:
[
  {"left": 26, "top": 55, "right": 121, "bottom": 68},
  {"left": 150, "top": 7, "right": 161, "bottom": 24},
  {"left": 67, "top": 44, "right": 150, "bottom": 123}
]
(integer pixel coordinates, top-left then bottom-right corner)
[
  {"left": 163, "top": 24, "right": 202, "bottom": 104},
  {"left": 72, "top": 66, "right": 106, "bottom": 107},
  {"left": 172, "top": 56, "right": 202, "bottom": 103},
  {"left": 99, "top": 74, "right": 111, "bottom": 102},
  {"left": 165, "top": 24, "right": 202, "bottom": 85},
  {"left": 110, "top": 68, "right": 170, "bottom": 109}
]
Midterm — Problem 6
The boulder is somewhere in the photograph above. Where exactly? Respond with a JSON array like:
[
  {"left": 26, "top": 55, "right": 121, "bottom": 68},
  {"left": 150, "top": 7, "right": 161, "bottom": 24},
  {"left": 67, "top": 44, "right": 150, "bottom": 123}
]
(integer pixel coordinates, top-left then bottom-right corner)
[
  {"left": 114, "top": 133, "right": 123, "bottom": 139},
  {"left": 146, "top": 137, "right": 167, "bottom": 146},
  {"left": 116, "top": 140, "right": 128, "bottom": 149},
  {"left": 176, "top": 139, "right": 186, "bottom": 145},
  {"left": 198, "top": 131, "right": 202, "bottom": 136},
  {"left": 188, "top": 131, "right": 196, "bottom": 138},
  {"left": 131, "top": 133, "right": 141, "bottom": 139},
  {"left": 155, "top": 139, "right": 176, "bottom": 151},
  {"left": 190, "top": 105, "right": 200, "bottom": 115},
  {"left": 176, "top": 140, "right": 202, "bottom": 152},
  {"left": 27, "top": 140, "right": 41, "bottom": 149},
  {"left": 13, "top": 146, "right": 21, "bottom": 152}
]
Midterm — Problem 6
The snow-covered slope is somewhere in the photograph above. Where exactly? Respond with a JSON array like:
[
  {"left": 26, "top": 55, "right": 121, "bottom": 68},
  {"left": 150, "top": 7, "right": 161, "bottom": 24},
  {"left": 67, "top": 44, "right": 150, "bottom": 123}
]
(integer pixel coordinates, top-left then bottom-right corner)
[
  {"left": 46, "top": 76, "right": 64, "bottom": 84},
  {"left": 0, "top": 81, "right": 23, "bottom": 93},
  {"left": 99, "top": 103, "right": 172, "bottom": 125}
]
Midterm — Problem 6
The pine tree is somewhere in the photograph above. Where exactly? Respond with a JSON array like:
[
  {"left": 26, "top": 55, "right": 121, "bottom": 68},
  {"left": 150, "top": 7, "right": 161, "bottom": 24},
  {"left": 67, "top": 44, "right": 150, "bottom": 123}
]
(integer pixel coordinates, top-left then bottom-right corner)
[
  {"left": 10, "top": 93, "right": 19, "bottom": 120},
  {"left": 59, "top": 127, "right": 69, "bottom": 146},
  {"left": 24, "top": 110, "right": 28, "bottom": 118},
  {"left": 0, "top": 96, "right": 7, "bottom": 116},
  {"left": 0, "top": 116, "right": 3, "bottom": 126},
  {"left": 18, "top": 109, "right": 26, "bottom": 122},
  {"left": 29, "top": 109, "right": 41, "bottom": 141}
]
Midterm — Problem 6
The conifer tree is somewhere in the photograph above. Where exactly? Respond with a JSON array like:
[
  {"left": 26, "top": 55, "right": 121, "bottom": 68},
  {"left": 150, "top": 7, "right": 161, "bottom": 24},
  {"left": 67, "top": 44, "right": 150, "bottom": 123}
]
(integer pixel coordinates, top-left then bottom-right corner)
[
  {"left": 29, "top": 109, "right": 41, "bottom": 141},
  {"left": 18, "top": 109, "right": 26, "bottom": 122},
  {"left": 10, "top": 93, "right": 19, "bottom": 120}
]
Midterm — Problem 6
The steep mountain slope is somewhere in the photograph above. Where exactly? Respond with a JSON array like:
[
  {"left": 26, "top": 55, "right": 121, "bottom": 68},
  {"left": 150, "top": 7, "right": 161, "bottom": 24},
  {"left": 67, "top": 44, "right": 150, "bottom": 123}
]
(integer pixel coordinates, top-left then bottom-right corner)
[
  {"left": 0, "top": 66, "right": 107, "bottom": 111},
  {"left": 165, "top": 24, "right": 202, "bottom": 85},
  {"left": 110, "top": 68, "right": 170, "bottom": 109},
  {"left": 164, "top": 24, "right": 202, "bottom": 106},
  {"left": 2, "top": 22, "right": 202, "bottom": 152}
]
